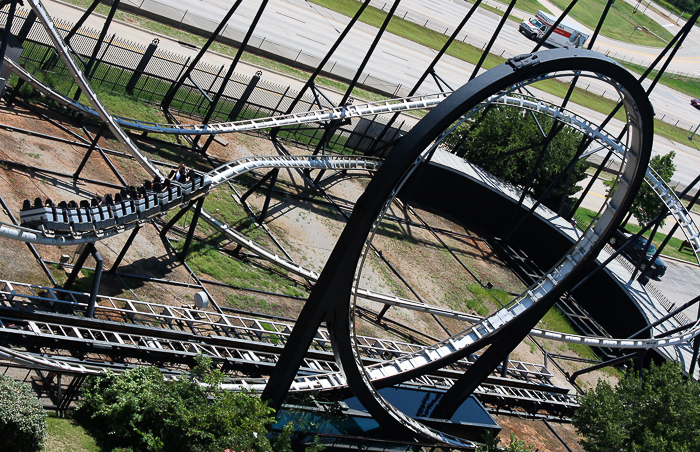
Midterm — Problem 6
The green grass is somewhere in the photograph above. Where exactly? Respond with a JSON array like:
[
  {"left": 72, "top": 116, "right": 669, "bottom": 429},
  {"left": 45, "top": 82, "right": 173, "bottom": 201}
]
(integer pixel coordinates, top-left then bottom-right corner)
[
  {"left": 511, "top": 0, "right": 552, "bottom": 15},
  {"left": 549, "top": 0, "right": 672, "bottom": 46},
  {"left": 572, "top": 206, "right": 599, "bottom": 230},
  {"left": 474, "top": 2, "right": 523, "bottom": 21},
  {"left": 260, "top": 321, "right": 283, "bottom": 344},
  {"left": 654, "top": 118, "right": 700, "bottom": 145},
  {"left": 45, "top": 414, "right": 100, "bottom": 452},
  {"left": 19, "top": 65, "right": 165, "bottom": 124},
  {"left": 181, "top": 240, "right": 308, "bottom": 298},
  {"left": 541, "top": 305, "right": 599, "bottom": 360},
  {"left": 201, "top": 186, "right": 265, "bottom": 241},
  {"left": 450, "top": 284, "right": 511, "bottom": 317},
  {"left": 227, "top": 293, "right": 275, "bottom": 311},
  {"left": 619, "top": 60, "right": 700, "bottom": 99},
  {"left": 534, "top": 77, "right": 629, "bottom": 122}
]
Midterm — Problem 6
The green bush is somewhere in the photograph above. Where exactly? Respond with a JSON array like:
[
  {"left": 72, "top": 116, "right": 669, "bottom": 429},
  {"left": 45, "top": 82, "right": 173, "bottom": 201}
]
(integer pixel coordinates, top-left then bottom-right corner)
[
  {"left": 573, "top": 361, "right": 700, "bottom": 452},
  {"left": 76, "top": 356, "right": 291, "bottom": 452},
  {"left": 0, "top": 375, "right": 47, "bottom": 452}
]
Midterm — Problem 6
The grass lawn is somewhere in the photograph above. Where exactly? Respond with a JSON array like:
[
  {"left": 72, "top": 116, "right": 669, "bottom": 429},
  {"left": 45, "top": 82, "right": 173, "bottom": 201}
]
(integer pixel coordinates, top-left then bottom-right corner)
[
  {"left": 619, "top": 61, "right": 700, "bottom": 99},
  {"left": 44, "top": 414, "right": 100, "bottom": 452},
  {"left": 510, "top": 0, "right": 551, "bottom": 15},
  {"left": 541, "top": 305, "right": 600, "bottom": 360},
  {"left": 549, "top": 0, "right": 672, "bottom": 46}
]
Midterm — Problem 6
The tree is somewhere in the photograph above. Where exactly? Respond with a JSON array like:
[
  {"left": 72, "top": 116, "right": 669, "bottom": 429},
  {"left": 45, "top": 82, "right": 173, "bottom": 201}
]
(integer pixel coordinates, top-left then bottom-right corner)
[
  {"left": 628, "top": 151, "right": 676, "bottom": 228},
  {"left": 663, "top": 0, "right": 700, "bottom": 14},
  {"left": 77, "top": 356, "right": 296, "bottom": 452},
  {"left": 0, "top": 375, "right": 47, "bottom": 452},
  {"left": 573, "top": 361, "right": 700, "bottom": 452},
  {"left": 444, "top": 105, "right": 589, "bottom": 213}
]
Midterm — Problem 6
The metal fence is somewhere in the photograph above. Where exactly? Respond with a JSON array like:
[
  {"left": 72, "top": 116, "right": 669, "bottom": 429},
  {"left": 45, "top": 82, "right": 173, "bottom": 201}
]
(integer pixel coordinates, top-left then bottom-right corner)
[{"left": 0, "top": 6, "right": 410, "bottom": 156}]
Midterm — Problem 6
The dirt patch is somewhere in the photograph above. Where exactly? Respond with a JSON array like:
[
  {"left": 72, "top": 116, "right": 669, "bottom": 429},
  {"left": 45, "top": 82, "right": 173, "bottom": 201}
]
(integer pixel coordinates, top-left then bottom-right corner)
[{"left": 494, "top": 416, "right": 584, "bottom": 452}]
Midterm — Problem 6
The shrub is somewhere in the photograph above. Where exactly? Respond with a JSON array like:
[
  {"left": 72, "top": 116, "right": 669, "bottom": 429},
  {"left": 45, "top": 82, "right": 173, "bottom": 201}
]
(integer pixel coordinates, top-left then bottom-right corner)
[
  {"left": 0, "top": 375, "right": 47, "bottom": 452},
  {"left": 573, "top": 361, "right": 700, "bottom": 452},
  {"left": 76, "top": 356, "right": 290, "bottom": 452}
]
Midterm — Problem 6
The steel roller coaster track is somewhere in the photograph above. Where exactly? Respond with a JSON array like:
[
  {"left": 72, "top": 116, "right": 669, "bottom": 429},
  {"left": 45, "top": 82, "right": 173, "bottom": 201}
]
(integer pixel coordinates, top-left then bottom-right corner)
[{"left": 1, "top": 0, "right": 699, "bottom": 446}]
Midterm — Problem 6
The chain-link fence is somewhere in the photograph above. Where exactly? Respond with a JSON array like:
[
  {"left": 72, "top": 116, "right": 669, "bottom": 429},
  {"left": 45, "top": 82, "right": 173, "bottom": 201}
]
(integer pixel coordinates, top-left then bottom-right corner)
[{"left": 0, "top": 6, "right": 411, "bottom": 156}]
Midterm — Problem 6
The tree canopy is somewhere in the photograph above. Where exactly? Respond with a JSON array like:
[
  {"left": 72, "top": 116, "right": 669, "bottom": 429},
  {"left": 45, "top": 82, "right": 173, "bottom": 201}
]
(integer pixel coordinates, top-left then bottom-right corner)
[
  {"left": 629, "top": 151, "right": 676, "bottom": 227},
  {"left": 573, "top": 361, "right": 700, "bottom": 452},
  {"left": 444, "top": 105, "right": 589, "bottom": 214},
  {"left": 663, "top": 0, "right": 699, "bottom": 14},
  {"left": 76, "top": 356, "right": 297, "bottom": 452}
]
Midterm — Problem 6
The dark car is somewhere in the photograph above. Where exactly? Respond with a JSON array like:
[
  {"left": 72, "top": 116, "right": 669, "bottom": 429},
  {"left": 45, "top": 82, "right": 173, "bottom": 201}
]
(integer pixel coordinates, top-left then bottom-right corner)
[
  {"left": 609, "top": 229, "right": 667, "bottom": 280},
  {"left": 692, "top": 98, "right": 700, "bottom": 111}
]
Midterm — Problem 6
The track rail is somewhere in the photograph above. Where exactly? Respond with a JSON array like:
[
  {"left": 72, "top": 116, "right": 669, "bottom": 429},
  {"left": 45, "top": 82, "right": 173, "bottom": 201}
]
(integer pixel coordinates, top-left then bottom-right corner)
[
  {"left": 2, "top": 102, "right": 695, "bottom": 398},
  {"left": 0, "top": 279, "right": 578, "bottom": 418},
  {"left": 0, "top": 8, "right": 695, "bottom": 439},
  {"left": 0, "top": 279, "right": 577, "bottom": 413},
  {"left": 10, "top": 155, "right": 380, "bottom": 244},
  {"left": 3, "top": 57, "right": 446, "bottom": 136}
]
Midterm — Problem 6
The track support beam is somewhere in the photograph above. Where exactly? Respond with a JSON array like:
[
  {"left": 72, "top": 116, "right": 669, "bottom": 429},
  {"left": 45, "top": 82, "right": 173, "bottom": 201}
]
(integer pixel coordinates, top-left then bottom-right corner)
[
  {"left": 109, "top": 225, "right": 141, "bottom": 273},
  {"left": 63, "top": 242, "right": 102, "bottom": 318},
  {"left": 241, "top": 168, "right": 279, "bottom": 223},
  {"left": 73, "top": 125, "right": 106, "bottom": 180}
]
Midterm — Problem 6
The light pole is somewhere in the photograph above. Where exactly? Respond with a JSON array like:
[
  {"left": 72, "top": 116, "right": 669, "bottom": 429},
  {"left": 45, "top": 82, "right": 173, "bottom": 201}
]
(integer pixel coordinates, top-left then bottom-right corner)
[
  {"left": 629, "top": 26, "right": 639, "bottom": 39},
  {"left": 690, "top": 123, "right": 700, "bottom": 141}
]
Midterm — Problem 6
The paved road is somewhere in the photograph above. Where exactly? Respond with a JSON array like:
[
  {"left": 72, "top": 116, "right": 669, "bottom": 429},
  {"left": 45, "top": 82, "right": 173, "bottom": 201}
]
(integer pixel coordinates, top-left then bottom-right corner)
[{"left": 116, "top": 0, "right": 700, "bottom": 122}]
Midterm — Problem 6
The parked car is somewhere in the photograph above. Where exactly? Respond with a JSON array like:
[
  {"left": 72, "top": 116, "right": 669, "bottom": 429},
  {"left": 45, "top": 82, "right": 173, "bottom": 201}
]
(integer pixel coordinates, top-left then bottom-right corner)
[
  {"left": 692, "top": 98, "right": 700, "bottom": 110},
  {"left": 609, "top": 228, "right": 667, "bottom": 280}
]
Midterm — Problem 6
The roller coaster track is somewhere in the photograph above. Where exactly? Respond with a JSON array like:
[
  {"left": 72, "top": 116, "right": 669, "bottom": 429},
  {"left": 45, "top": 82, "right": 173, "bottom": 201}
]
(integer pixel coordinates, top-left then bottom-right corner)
[
  {"left": 232, "top": 121, "right": 697, "bottom": 396},
  {"left": 2, "top": 86, "right": 696, "bottom": 410},
  {"left": 1, "top": 3, "right": 697, "bottom": 441},
  {"left": 9, "top": 92, "right": 699, "bottom": 265},
  {"left": 9, "top": 154, "right": 380, "bottom": 244},
  {"left": 26, "top": 0, "right": 162, "bottom": 179},
  {"left": 3, "top": 57, "right": 447, "bottom": 136},
  {"left": 7, "top": 4, "right": 699, "bottom": 264},
  {"left": 0, "top": 279, "right": 578, "bottom": 418},
  {"left": 240, "top": 68, "right": 698, "bottom": 404},
  {"left": 4, "top": 98, "right": 697, "bottom": 389}
]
